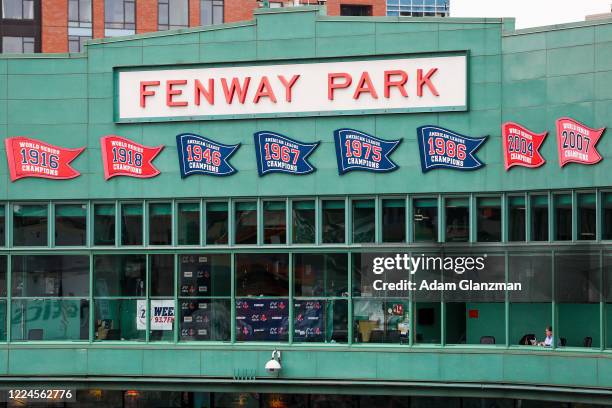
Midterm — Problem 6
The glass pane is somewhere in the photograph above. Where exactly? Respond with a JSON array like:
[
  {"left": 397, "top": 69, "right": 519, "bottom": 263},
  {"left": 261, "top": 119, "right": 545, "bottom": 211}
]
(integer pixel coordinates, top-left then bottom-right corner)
[
  {"left": 178, "top": 202, "right": 199, "bottom": 245},
  {"left": 149, "top": 299, "right": 174, "bottom": 341},
  {"left": 0, "top": 205, "right": 5, "bottom": 247},
  {"left": 354, "top": 299, "right": 409, "bottom": 344},
  {"left": 531, "top": 195, "right": 548, "bottom": 241},
  {"left": 201, "top": 0, "right": 213, "bottom": 25},
  {"left": 263, "top": 201, "right": 286, "bottom": 244},
  {"left": 236, "top": 298, "right": 288, "bottom": 341},
  {"left": 509, "top": 254, "right": 552, "bottom": 303},
  {"left": 151, "top": 254, "right": 173, "bottom": 297},
  {"left": 413, "top": 198, "right": 438, "bottom": 242},
  {"left": 12, "top": 255, "right": 89, "bottom": 297},
  {"left": 104, "top": 0, "right": 123, "bottom": 23},
  {"left": 2, "top": 37, "right": 23, "bottom": 53},
  {"left": 55, "top": 204, "right": 87, "bottom": 246},
  {"left": 0, "top": 300, "right": 5, "bottom": 341},
  {"left": 554, "top": 194, "right": 572, "bottom": 241},
  {"left": 445, "top": 198, "right": 469, "bottom": 242},
  {"left": 294, "top": 299, "right": 348, "bottom": 343},
  {"left": 476, "top": 197, "right": 501, "bottom": 242},
  {"left": 149, "top": 202, "right": 172, "bottom": 245},
  {"left": 352, "top": 200, "right": 375, "bottom": 243},
  {"left": 0, "top": 256, "right": 6, "bottom": 297},
  {"left": 2, "top": 0, "right": 22, "bottom": 18},
  {"left": 79, "top": 0, "right": 91, "bottom": 22},
  {"left": 13, "top": 204, "right": 48, "bottom": 246},
  {"left": 95, "top": 299, "right": 145, "bottom": 341},
  {"left": 206, "top": 202, "right": 228, "bottom": 244},
  {"left": 604, "top": 192, "right": 612, "bottom": 240},
  {"left": 12, "top": 299, "right": 89, "bottom": 341},
  {"left": 414, "top": 301, "right": 441, "bottom": 344},
  {"left": 23, "top": 0, "right": 34, "bottom": 18},
  {"left": 94, "top": 203, "right": 115, "bottom": 246},
  {"left": 292, "top": 200, "right": 315, "bottom": 244},
  {"left": 577, "top": 193, "right": 596, "bottom": 240},
  {"left": 294, "top": 253, "right": 348, "bottom": 297},
  {"left": 179, "top": 253, "right": 230, "bottom": 297},
  {"left": 180, "top": 299, "right": 230, "bottom": 341},
  {"left": 94, "top": 254, "right": 146, "bottom": 297},
  {"left": 382, "top": 199, "right": 405, "bottom": 243},
  {"left": 168, "top": 0, "right": 188, "bottom": 27},
  {"left": 121, "top": 203, "right": 143, "bottom": 245},
  {"left": 322, "top": 200, "right": 345, "bottom": 244},
  {"left": 235, "top": 202, "right": 257, "bottom": 245},
  {"left": 508, "top": 196, "right": 526, "bottom": 241},
  {"left": 236, "top": 253, "right": 288, "bottom": 297}
]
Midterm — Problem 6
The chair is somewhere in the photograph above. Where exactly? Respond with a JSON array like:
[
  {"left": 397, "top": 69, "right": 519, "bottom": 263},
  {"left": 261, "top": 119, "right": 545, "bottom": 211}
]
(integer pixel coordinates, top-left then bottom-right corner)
[
  {"left": 369, "top": 330, "right": 384, "bottom": 343},
  {"left": 519, "top": 333, "right": 536, "bottom": 345},
  {"left": 583, "top": 336, "right": 593, "bottom": 347},
  {"left": 480, "top": 336, "right": 496, "bottom": 345},
  {"left": 27, "top": 329, "right": 43, "bottom": 340},
  {"left": 560, "top": 337, "right": 567, "bottom": 347}
]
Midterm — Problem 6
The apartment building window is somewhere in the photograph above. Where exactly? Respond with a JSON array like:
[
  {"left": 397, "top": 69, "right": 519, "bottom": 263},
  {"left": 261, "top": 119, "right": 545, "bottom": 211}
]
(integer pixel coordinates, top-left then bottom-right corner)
[
  {"left": 340, "top": 5, "right": 372, "bottom": 16},
  {"left": 201, "top": 0, "right": 223, "bottom": 26},
  {"left": 1, "top": 36, "right": 34, "bottom": 53},
  {"left": 68, "top": 35, "right": 89, "bottom": 52},
  {"left": 68, "top": 0, "right": 91, "bottom": 27},
  {"left": 158, "top": 0, "right": 189, "bottom": 30},
  {"left": 1, "top": 0, "right": 34, "bottom": 19},
  {"left": 105, "top": 0, "right": 135, "bottom": 30}
]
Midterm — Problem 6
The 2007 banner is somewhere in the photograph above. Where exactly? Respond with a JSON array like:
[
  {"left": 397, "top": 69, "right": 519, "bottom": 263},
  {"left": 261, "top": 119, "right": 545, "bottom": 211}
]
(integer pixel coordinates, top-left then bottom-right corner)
[
  {"left": 100, "top": 135, "right": 164, "bottom": 180},
  {"left": 333, "top": 128, "right": 401, "bottom": 174},
  {"left": 556, "top": 117, "right": 605, "bottom": 167},
  {"left": 417, "top": 125, "right": 487, "bottom": 172},
  {"left": 4, "top": 137, "right": 84, "bottom": 181},
  {"left": 254, "top": 131, "right": 318, "bottom": 176},
  {"left": 176, "top": 133, "right": 239, "bottom": 178}
]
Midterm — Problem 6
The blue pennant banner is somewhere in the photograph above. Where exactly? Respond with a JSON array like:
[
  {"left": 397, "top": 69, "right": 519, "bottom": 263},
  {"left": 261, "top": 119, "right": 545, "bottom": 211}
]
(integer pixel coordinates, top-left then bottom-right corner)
[
  {"left": 176, "top": 133, "right": 239, "bottom": 178},
  {"left": 417, "top": 126, "right": 487, "bottom": 172},
  {"left": 254, "top": 131, "right": 319, "bottom": 176},
  {"left": 334, "top": 128, "right": 401, "bottom": 174}
]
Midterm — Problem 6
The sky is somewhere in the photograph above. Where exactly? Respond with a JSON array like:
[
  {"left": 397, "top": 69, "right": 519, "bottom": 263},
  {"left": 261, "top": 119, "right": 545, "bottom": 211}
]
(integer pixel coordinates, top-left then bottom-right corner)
[{"left": 451, "top": 0, "right": 612, "bottom": 29}]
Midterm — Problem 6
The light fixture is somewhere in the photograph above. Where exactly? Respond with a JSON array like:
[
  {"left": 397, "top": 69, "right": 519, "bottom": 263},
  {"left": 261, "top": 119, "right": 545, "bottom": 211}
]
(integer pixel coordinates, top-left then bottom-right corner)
[{"left": 265, "top": 349, "right": 282, "bottom": 375}]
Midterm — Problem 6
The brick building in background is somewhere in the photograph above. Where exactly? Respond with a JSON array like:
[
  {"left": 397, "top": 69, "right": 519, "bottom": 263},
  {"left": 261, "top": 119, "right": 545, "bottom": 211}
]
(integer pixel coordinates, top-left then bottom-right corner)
[{"left": 0, "top": 0, "right": 450, "bottom": 53}]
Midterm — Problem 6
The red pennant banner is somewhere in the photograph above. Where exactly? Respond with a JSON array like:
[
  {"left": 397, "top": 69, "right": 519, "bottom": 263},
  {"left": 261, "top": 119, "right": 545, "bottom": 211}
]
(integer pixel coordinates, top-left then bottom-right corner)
[
  {"left": 4, "top": 137, "right": 84, "bottom": 182},
  {"left": 501, "top": 122, "right": 547, "bottom": 170},
  {"left": 556, "top": 117, "right": 605, "bottom": 167},
  {"left": 100, "top": 135, "right": 164, "bottom": 180}
]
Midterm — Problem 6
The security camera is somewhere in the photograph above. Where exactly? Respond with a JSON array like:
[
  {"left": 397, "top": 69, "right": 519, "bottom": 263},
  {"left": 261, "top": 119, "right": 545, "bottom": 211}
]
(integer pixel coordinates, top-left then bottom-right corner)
[{"left": 265, "top": 349, "right": 282, "bottom": 375}]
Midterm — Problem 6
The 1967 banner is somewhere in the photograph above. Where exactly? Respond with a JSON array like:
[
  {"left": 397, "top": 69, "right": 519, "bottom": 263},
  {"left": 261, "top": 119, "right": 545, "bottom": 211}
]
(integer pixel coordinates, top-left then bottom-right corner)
[
  {"left": 100, "top": 135, "right": 164, "bottom": 179},
  {"left": 254, "top": 131, "right": 318, "bottom": 176}
]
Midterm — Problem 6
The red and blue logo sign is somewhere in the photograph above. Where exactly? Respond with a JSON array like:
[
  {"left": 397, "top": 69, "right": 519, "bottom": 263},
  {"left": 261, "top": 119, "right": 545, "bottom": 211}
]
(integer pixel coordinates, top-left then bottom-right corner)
[
  {"left": 176, "top": 133, "right": 239, "bottom": 178},
  {"left": 502, "top": 122, "right": 547, "bottom": 170},
  {"left": 254, "top": 131, "right": 319, "bottom": 176},
  {"left": 417, "top": 125, "right": 487, "bottom": 172},
  {"left": 556, "top": 117, "right": 605, "bottom": 167},
  {"left": 333, "top": 128, "right": 401, "bottom": 174}
]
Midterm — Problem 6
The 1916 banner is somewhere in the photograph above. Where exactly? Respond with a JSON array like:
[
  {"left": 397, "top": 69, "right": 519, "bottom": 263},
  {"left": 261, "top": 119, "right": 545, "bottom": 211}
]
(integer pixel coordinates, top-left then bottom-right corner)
[
  {"left": 502, "top": 122, "right": 547, "bottom": 170},
  {"left": 417, "top": 125, "right": 487, "bottom": 172},
  {"left": 5, "top": 137, "right": 84, "bottom": 181},
  {"left": 176, "top": 133, "right": 239, "bottom": 178},
  {"left": 100, "top": 135, "right": 164, "bottom": 180},
  {"left": 556, "top": 117, "right": 605, "bottom": 167},
  {"left": 334, "top": 128, "right": 401, "bottom": 174},
  {"left": 254, "top": 131, "right": 318, "bottom": 176}
]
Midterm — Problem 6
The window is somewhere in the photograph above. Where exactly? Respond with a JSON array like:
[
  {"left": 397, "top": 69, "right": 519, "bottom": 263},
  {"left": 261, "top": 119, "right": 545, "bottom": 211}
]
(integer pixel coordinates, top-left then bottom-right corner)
[
  {"left": 553, "top": 194, "right": 572, "bottom": 241},
  {"left": 0, "top": 257, "right": 6, "bottom": 340},
  {"left": 340, "top": 4, "right": 372, "bottom": 16},
  {"left": 530, "top": 195, "right": 548, "bottom": 241},
  {"left": 55, "top": 204, "right": 87, "bottom": 246},
  {"left": 94, "top": 203, "right": 115, "bottom": 246},
  {"left": 68, "top": 0, "right": 91, "bottom": 27},
  {"left": 382, "top": 199, "right": 405, "bottom": 243},
  {"left": 158, "top": 0, "right": 188, "bottom": 30},
  {"left": 149, "top": 202, "right": 172, "bottom": 245},
  {"left": 263, "top": 201, "right": 286, "bottom": 244},
  {"left": 104, "top": 0, "right": 135, "bottom": 29},
  {"left": 121, "top": 203, "right": 143, "bottom": 245},
  {"left": 68, "top": 35, "right": 90, "bottom": 52},
  {"left": 1, "top": 36, "right": 34, "bottom": 53},
  {"left": 604, "top": 192, "right": 612, "bottom": 240},
  {"left": 2, "top": 0, "right": 34, "bottom": 19},
  {"left": 413, "top": 198, "right": 438, "bottom": 242},
  {"left": 13, "top": 204, "right": 47, "bottom": 246},
  {"left": 352, "top": 200, "right": 375, "bottom": 243},
  {"left": 292, "top": 200, "right": 315, "bottom": 244},
  {"left": 577, "top": 193, "right": 596, "bottom": 240},
  {"left": 200, "top": 0, "right": 223, "bottom": 26},
  {"left": 206, "top": 202, "right": 228, "bottom": 245},
  {"left": 445, "top": 198, "right": 469, "bottom": 242},
  {"left": 0, "top": 205, "right": 6, "bottom": 247},
  {"left": 322, "top": 200, "right": 345, "bottom": 244},
  {"left": 177, "top": 202, "right": 200, "bottom": 245},
  {"left": 234, "top": 202, "right": 257, "bottom": 245},
  {"left": 476, "top": 197, "right": 501, "bottom": 242},
  {"left": 149, "top": 254, "right": 174, "bottom": 341},
  {"left": 508, "top": 196, "right": 526, "bottom": 241},
  {"left": 294, "top": 253, "right": 348, "bottom": 297}
]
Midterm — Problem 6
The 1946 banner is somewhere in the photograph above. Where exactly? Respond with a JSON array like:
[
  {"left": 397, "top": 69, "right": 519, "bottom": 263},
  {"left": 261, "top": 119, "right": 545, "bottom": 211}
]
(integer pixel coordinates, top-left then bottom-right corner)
[
  {"left": 417, "top": 125, "right": 487, "bottom": 172},
  {"left": 100, "top": 135, "right": 164, "bottom": 179},
  {"left": 5, "top": 137, "right": 84, "bottom": 181},
  {"left": 176, "top": 133, "right": 239, "bottom": 178},
  {"left": 334, "top": 128, "right": 401, "bottom": 174},
  {"left": 254, "top": 131, "right": 318, "bottom": 176},
  {"left": 556, "top": 117, "right": 605, "bottom": 167},
  {"left": 502, "top": 122, "right": 547, "bottom": 170}
]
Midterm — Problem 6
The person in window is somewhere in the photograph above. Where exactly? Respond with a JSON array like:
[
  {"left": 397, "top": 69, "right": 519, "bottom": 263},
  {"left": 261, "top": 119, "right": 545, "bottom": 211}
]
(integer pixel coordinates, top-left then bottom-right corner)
[{"left": 538, "top": 326, "right": 560, "bottom": 347}]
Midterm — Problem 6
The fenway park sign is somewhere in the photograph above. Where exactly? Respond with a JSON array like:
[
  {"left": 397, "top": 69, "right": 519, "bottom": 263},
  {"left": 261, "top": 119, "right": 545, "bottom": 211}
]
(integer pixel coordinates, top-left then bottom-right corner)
[{"left": 116, "top": 54, "right": 467, "bottom": 122}]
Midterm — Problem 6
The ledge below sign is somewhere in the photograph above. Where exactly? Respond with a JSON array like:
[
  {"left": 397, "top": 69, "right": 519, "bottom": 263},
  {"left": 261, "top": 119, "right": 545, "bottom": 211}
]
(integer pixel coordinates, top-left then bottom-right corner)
[{"left": 115, "top": 53, "right": 467, "bottom": 123}]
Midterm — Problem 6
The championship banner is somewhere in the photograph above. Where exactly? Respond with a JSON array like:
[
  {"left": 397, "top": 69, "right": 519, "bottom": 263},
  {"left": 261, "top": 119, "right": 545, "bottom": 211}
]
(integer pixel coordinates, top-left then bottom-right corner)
[
  {"left": 333, "top": 128, "right": 401, "bottom": 174},
  {"left": 556, "top": 117, "right": 605, "bottom": 167},
  {"left": 502, "top": 122, "right": 547, "bottom": 170},
  {"left": 417, "top": 125, "right": 487, "bottom": 172},
  {"left": 100, "top": 135, "right": 163, "bottom": 180},
  {"left": 254, "top": 131, "right": 318, "bottom": 176},
  {"left": 176, "top": 133, "right": 239, "bottom": 178},
  {"left": 4, "top": 137, "right": 84, "bottom": 181}
]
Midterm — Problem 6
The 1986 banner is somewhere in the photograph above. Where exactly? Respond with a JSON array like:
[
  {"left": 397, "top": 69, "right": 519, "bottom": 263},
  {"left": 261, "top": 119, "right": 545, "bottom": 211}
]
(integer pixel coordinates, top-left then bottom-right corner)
[{"left": 417, "top": 125, "right": 487, "bottom": 172}]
